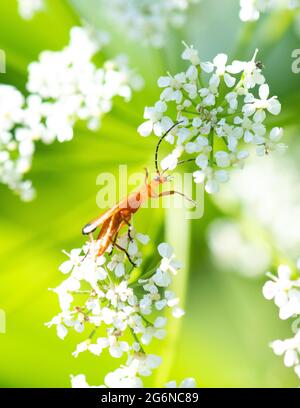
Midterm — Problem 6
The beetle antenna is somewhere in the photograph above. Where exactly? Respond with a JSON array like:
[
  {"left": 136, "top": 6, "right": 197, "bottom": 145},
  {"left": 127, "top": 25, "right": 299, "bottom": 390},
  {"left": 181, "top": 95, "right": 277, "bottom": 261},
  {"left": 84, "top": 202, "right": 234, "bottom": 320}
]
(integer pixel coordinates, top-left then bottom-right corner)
[
  {"left": 160, "top": 158, "right": 196, "bottom": 176},
  {"left": 155, "top": 122, "right": 182, "bottom": 174},
  {"left": 176, "top": 158, "right": 196, "bottom": 166}
]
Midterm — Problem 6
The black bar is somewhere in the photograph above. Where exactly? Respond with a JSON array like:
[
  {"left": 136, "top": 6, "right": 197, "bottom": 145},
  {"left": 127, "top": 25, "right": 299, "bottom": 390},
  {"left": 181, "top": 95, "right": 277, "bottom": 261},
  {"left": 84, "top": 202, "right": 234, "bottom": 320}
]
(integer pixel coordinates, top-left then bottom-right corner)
[{"left": 0, "top": 388, "right": 298, "bottom": 405}]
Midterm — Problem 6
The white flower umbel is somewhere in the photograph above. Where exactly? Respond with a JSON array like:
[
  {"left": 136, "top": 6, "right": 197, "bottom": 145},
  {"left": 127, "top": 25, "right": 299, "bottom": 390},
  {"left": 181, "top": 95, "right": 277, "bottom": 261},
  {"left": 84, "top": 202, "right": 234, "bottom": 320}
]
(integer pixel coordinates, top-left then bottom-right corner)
[
  {"left": 0, "top": 85, "right": 36, "bottom": 201},
  {"left": 138, "top": 44, "right": 283, "bottom": 194},
  {"left": 239, "top": 0, "right": 299, "bottom": 22},
  {"left": 0, "top": 26, "right": 143, "bottom": 200},
  {"left": 71, "top": 353, "right": 161, "bottom": 388},
  {"left": 27, "top": 26, "right": 144, "bottom": 138},
  {"left": 71, "top": 355, "right": 159, "bottom": 388},
  {"left": 263, "top": 261, "right": 300, "bottom": 379},
  {"left": 71, "top": 369, "right": 197, "bottom": 388},
  {"left": 47, "top": 232, "right": 185, "bottom": 386},
  {"left": 102, "top": 0, "right": 201, "bottom": 48},
  {"left": 18, "top": 0, "right": 44, "bottom": 20}
]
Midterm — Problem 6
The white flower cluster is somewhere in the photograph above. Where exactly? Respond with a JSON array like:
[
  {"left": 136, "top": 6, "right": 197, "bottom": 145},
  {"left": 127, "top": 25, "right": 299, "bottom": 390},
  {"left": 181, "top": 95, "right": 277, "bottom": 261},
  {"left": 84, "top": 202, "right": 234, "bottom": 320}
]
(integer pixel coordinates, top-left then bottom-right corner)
[
  {"left": 138, "top": 44, "right": 284, "bottom": 194},
  {"left": 0, "top": 26, "right": 143, "bottom": 200},
  {"left": 239, "top": 0, "right": 299, "bottom": 22},
  {"left": 71, "top": 354, "right": 161, "bottom": 388},
  {"left": 47, "top": 232, "right": 187, "bottom": 387},
  {"left": 102, "top": 0, "right": 201, "bottom": 48},
  {"left": 263, "top": 263, "right": 300, "bottom": 379},
  {"left": 18, "top": 0, "right": 44, "bottom": 20},
  {"left": 26, "top": 27, "right": 143, "bottom": 137},
  {"left": 71, "top": 371, "right": 196, "bottom": 388},
  {"left": 0, "top": 85, "right": 35, "bottom": 200}
]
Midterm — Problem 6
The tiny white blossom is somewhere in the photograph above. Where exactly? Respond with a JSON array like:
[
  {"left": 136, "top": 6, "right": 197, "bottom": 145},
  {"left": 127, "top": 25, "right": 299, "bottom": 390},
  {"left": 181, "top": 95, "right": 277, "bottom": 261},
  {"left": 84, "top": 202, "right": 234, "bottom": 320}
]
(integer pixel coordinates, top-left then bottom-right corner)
[
  {"left": 166, "top": 377, "right": 197, "bottom": 388},
  {"left": 71, "top": 374, "right": 105, "bottom": 388},
  {"left": 138, "top": 101, "right": 173, "bottom": 137},
  {"left": 263, "top": 264, "right": 300, "bottom": 320},
  {"left": 243, "top": 84, "right": 281, "bottom": 117},
  {"left": 256, "top": 127, "right": 287, "bottom": 156},
  {"left": 270, "top": 331, "right": 300, "bottom": 377}
]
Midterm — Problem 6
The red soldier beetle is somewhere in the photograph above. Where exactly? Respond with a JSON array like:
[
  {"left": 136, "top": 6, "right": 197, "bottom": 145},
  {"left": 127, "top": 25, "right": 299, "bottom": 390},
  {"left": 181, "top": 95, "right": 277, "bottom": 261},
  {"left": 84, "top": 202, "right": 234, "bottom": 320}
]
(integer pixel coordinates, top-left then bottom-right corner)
[{"left": 82, "top": 122, "right": 197, "bottom": 266}]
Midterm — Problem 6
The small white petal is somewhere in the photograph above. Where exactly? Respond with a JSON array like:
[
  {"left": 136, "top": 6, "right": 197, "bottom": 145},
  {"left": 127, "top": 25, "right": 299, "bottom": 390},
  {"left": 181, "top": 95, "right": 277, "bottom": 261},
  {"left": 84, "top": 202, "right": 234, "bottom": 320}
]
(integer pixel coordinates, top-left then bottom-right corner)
[{"left": 158, "top": 243, "right": 173, "bottom": 258}]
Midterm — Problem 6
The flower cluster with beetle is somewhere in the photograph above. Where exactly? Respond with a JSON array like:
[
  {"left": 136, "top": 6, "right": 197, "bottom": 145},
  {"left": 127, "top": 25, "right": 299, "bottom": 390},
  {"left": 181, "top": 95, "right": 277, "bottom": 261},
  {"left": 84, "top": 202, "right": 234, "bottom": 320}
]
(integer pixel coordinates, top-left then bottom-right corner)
[{"left": 138, "top": 44, "right": 284, "bottom": 194}]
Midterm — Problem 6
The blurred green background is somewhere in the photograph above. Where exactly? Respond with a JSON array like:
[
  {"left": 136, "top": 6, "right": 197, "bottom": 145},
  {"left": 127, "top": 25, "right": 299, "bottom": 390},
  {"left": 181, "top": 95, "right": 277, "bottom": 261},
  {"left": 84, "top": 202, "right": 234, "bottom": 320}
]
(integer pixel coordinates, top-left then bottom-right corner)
[{"left": 0, "top": 0, "right": 300, "bottom": 388}]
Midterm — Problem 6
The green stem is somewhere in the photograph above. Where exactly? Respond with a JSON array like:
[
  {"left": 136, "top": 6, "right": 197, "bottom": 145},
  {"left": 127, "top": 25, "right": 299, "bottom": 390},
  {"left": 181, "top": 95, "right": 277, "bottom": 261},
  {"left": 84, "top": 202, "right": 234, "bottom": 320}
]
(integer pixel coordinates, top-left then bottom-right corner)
[
  {"left": 197, "top": 65, "right": 204, "bottom": 89},
  {"left": 233, "top": 22, "right": 257, "bottom": 60},
  {"left": 182, "top": 90, "right": 199, "bottom": 108},
  {"left": 89, "top": 329, "right": 97, "bottom": 339},
  {"left": 139, "top": 314, "right": 153, "bottom": 327},
  {"left": 223, "top": 111, "right": 243, "bottom": 119},
  {"left": 182, "top": 110, "right": 199, "bottom": 116},
  {"left": 154, "top": 178, "right": 193, "bottom": 386},
  {"left": 221, "top": 136, "right": 228, "bottom": 148},
  {"left": 130, "top": 328, "right": 145, "bottom": 354},
  {"left": 209, "top": 131, "right": 214, "bottom": 165}
]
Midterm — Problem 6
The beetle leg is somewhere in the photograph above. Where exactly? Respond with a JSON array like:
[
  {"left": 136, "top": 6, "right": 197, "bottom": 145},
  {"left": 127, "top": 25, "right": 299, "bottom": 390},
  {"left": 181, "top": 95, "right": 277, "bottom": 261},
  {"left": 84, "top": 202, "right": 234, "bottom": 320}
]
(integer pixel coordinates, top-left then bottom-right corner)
[
  {"left": 144, "top": 167, "right": 149, "bottom": 185},
  {"left": 119, "top": 211, "right": 134, "bottom": 243},
  {"left": 108, "top": 229, "right": 121, "bottom": 256},
  {"left": 158, "top": 190, "right": 198, "bottom": 207},
  {"left": 108, "top": 218, "right": 129, "bottom": 256},
  {"left": 127, "top": 228, "right": 134, "bottom": 243},
  {"left": 81, "top": 233, "right": 95, "bottom": 261},
  {"left": 122, "top": 219, "right": 134, "bottom": 242},
  {"left": 114, "top": 242, "right": 137, "bottom": 268}
]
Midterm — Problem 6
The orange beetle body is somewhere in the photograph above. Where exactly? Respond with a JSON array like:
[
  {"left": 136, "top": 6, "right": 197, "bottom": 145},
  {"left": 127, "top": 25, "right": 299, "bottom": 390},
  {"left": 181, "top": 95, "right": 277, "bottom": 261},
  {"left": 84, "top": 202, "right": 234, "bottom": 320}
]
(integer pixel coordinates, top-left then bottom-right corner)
[{"left": 82, "top": 174, "right": 168, "bottom": 258}]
